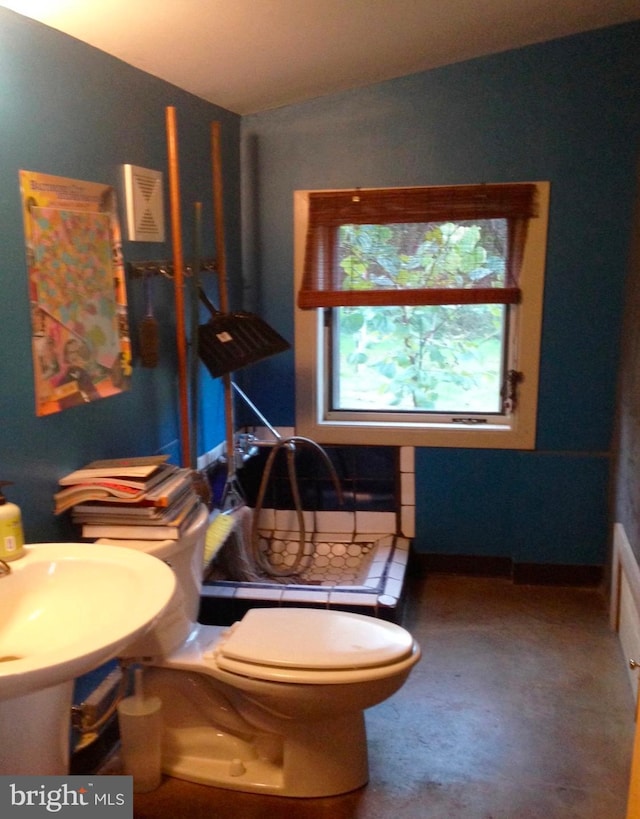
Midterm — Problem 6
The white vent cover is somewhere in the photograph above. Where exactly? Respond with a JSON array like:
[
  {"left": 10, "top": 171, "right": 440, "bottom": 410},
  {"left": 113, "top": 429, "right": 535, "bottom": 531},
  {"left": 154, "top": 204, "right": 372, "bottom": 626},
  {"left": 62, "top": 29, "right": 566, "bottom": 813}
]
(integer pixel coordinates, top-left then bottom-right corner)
[{"left": 122, "top": 164, "right": 165, "bottom": 242}]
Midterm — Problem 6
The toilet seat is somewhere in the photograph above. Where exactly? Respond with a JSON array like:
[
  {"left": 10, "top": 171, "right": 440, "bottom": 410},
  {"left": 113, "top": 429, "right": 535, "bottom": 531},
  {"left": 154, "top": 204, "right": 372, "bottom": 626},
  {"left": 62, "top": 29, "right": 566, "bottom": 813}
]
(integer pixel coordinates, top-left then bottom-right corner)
[{"left": 209, "top": 608, "right": 418, "bottom": 684}]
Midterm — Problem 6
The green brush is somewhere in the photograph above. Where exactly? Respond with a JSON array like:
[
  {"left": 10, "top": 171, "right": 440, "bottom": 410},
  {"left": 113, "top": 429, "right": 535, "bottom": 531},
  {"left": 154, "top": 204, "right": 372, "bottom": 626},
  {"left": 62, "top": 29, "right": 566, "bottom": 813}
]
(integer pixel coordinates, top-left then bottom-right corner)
[{"left": 203, "top": 513, "right": 235, "bottom": 568}]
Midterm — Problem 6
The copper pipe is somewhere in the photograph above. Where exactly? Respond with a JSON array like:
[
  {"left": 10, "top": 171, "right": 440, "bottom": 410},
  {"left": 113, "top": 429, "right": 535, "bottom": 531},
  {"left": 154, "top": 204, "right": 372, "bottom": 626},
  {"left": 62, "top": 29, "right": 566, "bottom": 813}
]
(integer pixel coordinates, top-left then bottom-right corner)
[
  {"left": 211, "top": 122, "right": 229, "bottom": 313},
  {"left": 190, "top": 201, "right": 202, "bottom": 469},
  {"left": 166, "top": 106, "right": 191, "bottom": 467},
  {"left": 211, "top": 122, "right": 236, "bottom": 488}
]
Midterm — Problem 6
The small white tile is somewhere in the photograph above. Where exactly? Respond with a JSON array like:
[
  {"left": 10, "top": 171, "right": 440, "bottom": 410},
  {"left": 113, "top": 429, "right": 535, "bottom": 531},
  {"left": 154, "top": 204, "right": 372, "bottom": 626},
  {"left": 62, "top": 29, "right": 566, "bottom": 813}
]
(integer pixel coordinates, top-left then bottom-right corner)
[
  {"left": 315, "top": 511, "right": 356, "bottom": 533},
  {"left": 388, "top": 561, "right": 406, "bottom": 581},
  {"left": 275, "top": 508, "right": 314, "bottom": 531},
  {"left": 374, "top": 546, "right": 393, "bottom": 568},
  {"left": 281, "top": 589, "right": 330, "bottom": 605},
  {"left": 355, "top": 511, "right": 396, "bottom": 534},
  {"left": 392, "top": 550, "right": 409, "bottom": 570},
  {"left": 366, "top": 559, "right": 387, "bottom": 579},
  {"left": 399, "top": 446, "right": 415, "bottom": 472},
  {"left": 235, "top": 586, "right": 283, "bottom": 602},
  {"left": 400, "top": 505, "right": 415, "bottom": 537},
  {"left": 328, "top": 591, "right": 377, "bottom": 608},
  {"left": 382, "top": 577, "right": 403, "bottom": 599},
  {"left": 401, "top": 471, "right": 416, "bottom": 505}
]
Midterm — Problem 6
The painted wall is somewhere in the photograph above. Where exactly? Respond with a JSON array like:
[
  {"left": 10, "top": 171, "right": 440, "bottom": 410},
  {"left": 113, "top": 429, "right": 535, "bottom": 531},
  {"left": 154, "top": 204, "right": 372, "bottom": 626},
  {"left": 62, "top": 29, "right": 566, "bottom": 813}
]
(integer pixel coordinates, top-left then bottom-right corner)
[
  {"left": 0, "top": 8, "right": 236, "bottom": 541},
  {"left": 241, "top": 22, "right": 640, "bottom": 567},
  {"left": 614, "top": 156, "right": 640, "bottom": 565},
  {"left": 1, "top": 8, "right": 638, "bottom": 570}
]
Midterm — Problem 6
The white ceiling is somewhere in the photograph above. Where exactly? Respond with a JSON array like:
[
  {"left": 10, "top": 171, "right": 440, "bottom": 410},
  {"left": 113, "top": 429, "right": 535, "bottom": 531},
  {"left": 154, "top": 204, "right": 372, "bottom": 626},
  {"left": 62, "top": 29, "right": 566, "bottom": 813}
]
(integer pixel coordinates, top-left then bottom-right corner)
[{"left": 3, "top": 0, "right": 640, "bottom": 114}]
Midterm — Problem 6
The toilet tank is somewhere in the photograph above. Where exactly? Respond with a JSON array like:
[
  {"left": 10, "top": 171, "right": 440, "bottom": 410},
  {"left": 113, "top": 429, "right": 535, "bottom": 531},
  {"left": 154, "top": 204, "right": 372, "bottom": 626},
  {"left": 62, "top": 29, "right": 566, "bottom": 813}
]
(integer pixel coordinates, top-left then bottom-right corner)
[{"left": 112, "top": 504, "right": 209, "bottom": 659}]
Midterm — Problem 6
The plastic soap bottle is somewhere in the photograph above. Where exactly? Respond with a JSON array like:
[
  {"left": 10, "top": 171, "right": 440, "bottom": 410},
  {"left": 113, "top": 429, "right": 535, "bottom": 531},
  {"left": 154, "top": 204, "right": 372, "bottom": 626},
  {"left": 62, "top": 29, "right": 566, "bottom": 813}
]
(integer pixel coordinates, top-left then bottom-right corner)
[{"left": 0, "top": 481, "right": 25, "bottom": 561}]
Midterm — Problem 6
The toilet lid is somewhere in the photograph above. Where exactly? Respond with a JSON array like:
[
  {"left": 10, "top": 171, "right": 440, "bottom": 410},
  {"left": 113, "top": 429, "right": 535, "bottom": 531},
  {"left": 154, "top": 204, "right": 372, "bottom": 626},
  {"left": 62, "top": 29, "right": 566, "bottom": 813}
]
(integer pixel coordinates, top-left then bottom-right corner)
[{"left": 216, "top": 608, "right": 414, "bottom": 676}]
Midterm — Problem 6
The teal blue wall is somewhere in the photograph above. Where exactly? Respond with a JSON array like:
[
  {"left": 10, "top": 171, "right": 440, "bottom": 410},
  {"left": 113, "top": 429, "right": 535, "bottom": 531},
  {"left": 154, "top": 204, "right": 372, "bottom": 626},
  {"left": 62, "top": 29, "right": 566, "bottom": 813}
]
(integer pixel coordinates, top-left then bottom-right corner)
[
  {"left": 0, "top": 8, "right": 236, "bottom": 541},
  {"left": 241, "top": 23, "right": 640, "bottom": 566},
  {"left": 2, "top": 7, "right": 639, "bottom": 568}
]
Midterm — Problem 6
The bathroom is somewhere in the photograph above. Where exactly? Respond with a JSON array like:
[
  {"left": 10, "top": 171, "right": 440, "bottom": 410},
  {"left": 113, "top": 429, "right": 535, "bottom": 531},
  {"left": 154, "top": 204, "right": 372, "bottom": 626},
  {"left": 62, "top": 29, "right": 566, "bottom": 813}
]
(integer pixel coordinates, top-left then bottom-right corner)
[{"left": 1, "top": 3, "right": 640, "bottom": 810}]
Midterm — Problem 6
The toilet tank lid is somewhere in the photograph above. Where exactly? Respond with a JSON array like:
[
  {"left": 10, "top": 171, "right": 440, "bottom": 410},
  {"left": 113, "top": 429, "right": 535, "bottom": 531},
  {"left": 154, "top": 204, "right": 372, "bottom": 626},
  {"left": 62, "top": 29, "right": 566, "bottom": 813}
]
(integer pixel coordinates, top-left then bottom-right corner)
[
  {"left": 219, "top": 608, "right": 415, "bottom": 671},
  {"left": 94, "top": 537, "right": 177, "bottom": 559}
]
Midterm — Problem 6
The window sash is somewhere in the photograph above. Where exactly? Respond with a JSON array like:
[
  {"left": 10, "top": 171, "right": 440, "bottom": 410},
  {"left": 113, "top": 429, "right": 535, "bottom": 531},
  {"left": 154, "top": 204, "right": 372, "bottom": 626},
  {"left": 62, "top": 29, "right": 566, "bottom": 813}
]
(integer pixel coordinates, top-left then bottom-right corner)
[{"left": 298, "top": 183, "right": 538, "bottom": 309}]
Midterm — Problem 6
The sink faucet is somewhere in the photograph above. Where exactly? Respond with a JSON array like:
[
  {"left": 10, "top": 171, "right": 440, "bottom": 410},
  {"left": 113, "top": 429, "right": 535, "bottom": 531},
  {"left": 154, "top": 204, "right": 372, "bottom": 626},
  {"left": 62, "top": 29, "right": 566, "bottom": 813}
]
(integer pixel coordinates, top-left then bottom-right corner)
[{"left": 0, "top": 560, "right": 11, "bottom": 577}]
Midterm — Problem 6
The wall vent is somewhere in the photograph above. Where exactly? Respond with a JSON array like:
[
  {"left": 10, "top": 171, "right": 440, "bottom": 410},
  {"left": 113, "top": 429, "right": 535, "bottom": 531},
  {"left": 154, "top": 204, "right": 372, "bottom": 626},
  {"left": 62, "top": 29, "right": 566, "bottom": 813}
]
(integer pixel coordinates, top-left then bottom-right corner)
[{"left": 122, "top": 164, "right": 165, "bottom": 242}]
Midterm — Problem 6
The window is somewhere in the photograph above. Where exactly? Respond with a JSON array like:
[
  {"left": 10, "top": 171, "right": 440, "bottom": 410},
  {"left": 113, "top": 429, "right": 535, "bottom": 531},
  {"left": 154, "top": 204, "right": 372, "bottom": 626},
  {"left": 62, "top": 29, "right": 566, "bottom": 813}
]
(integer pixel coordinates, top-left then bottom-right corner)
[{"left": 294, "top": 182, "right": 549, "bottom": 449}]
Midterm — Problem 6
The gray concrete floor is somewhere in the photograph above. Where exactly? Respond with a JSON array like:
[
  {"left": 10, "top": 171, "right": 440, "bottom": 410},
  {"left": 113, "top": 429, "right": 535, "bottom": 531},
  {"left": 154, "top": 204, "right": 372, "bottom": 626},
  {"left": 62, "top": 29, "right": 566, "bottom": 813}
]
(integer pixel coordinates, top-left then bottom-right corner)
[{"left": 127, "top": 573, "right": 635, "bottom": 818}]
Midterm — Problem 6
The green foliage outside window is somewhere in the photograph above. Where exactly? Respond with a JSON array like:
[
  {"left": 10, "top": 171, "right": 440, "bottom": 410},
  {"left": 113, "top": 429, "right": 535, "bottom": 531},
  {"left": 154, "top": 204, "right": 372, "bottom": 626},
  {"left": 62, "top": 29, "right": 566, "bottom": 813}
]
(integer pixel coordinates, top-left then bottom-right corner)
[{"left": 333, "top": 221, "right": 508, "bottom": 412}]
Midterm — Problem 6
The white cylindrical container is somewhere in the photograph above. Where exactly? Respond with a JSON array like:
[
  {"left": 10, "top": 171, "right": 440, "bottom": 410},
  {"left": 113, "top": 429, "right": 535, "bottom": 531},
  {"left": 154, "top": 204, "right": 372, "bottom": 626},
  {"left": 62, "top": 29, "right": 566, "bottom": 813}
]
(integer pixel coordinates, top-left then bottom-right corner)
[
  {"left": 0, "top": 482, "right": 24, "bottom": 562},
  {"left": 117, "top": 668, "right": 163, "bottom": 793}
]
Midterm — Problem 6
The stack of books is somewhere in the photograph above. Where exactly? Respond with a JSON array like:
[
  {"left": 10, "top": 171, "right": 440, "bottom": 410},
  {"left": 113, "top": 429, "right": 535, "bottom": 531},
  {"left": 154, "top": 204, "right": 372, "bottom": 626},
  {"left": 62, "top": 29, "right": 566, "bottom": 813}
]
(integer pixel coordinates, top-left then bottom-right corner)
[{"left": 54, "top": 455, "right": 202, "bottom": 540}]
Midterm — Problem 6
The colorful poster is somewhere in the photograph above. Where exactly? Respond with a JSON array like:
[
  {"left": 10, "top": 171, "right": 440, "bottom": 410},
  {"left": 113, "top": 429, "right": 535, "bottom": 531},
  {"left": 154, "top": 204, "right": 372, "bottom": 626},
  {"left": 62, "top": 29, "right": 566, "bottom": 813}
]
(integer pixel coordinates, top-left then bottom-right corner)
[{"left": 19, "top": 171, "right": 132, "bottom": 416}]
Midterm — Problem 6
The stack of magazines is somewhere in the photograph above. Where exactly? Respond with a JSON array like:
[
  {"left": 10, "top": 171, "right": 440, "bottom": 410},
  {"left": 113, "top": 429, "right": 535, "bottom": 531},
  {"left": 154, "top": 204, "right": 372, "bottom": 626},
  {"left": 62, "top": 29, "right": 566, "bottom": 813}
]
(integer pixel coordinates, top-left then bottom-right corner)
[{"left": 54, "top": 455, "right": 201, "bottom": 540}]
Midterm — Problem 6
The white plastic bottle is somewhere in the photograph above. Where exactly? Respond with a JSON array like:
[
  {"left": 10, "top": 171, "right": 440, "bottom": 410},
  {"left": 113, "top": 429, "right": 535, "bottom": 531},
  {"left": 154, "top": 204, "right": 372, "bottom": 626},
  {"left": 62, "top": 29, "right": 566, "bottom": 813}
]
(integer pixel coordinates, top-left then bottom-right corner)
[{"left": 0, "top": 482, "right": 25, "bottom": 561}]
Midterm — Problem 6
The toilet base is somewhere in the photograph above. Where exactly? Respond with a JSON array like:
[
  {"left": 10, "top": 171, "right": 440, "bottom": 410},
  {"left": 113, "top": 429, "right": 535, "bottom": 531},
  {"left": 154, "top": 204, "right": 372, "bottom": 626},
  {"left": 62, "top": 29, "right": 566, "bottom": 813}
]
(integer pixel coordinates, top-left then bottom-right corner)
[
  {"left": 142, "top": 664, "right": 370, "bottom": 798},
  {"left": 163, "top": 713, "right": 369, "bottom": 798}
]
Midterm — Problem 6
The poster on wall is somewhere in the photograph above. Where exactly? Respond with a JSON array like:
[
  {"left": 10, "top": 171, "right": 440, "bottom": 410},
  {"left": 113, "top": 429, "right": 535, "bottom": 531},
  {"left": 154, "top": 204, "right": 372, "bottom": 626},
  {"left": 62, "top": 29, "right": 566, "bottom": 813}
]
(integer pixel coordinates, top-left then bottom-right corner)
[{"left": 19, "top": 170, "right": 132, "bottom": 416}]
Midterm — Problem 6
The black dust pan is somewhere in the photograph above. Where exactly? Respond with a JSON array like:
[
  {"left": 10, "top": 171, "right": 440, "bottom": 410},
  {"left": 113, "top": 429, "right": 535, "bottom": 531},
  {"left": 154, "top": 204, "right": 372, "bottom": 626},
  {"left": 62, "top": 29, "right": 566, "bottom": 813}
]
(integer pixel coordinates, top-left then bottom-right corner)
[{"left": 197, "top": 288, "right": 290, "bottom": 378}]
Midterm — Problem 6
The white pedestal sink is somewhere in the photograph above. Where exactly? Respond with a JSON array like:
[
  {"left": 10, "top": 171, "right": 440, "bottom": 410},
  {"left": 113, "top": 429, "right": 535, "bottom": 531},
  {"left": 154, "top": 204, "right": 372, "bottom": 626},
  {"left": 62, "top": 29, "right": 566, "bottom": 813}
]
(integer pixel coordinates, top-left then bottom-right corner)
[{"left": 0, "top": 542, "right": 176, "bottom": 775}]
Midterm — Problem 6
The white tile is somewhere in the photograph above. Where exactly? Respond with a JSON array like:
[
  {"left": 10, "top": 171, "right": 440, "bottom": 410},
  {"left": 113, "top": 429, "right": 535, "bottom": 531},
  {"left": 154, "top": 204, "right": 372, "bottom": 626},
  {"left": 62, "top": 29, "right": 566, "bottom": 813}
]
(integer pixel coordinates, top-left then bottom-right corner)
[
  {"left": 401, "top": 471, "right": 416, "bottom": 505},
  {"left": 328, "top": 591, "right": 377, "bottom": 609},
  {"left": 366, "top": 560, "right": 387, "bottom": 580},
  {"left": 274, "top": 508, "right": 314, "bottom": 531},
  {"left": 281, "top": 589, "right": 330, "bottom": 605},
  {"left": 388, "top": 561, "right": 406, "bottom": 581},
  {"left": 391, "top": 549, "right": 409, "bottom": 569},
  {"left": 400, "top": 505, "right": 415, "bottom": 537},
  {"left": 355, "top": 511, "right": 396, "bottom": 534},
  {"left": 382, "top": 577, "right": 403, "bottom": 599},
  {"left": 235, "top": 586, "right": 283, "bottom": 602},
  {"left": 399, "top": 446, "right": 414, "bottom": 472},
  {"left": 315, "top": 511, "right": 356, "bottom": 533}
]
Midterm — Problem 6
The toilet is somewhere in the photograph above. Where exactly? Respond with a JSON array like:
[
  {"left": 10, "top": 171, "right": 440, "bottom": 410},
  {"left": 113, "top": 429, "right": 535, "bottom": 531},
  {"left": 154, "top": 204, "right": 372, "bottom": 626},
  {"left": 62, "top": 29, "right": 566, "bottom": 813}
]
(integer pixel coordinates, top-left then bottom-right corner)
[{"left": 113, "top": 505, "right": 421, "bottom": 798}]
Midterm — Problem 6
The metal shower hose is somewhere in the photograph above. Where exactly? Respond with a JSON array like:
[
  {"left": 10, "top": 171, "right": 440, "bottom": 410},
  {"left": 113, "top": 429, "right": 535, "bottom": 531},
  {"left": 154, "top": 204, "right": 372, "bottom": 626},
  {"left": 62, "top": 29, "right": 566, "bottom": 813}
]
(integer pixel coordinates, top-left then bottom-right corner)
[{"left": 250, "top": 436, "right": 343, "bottom": 577}]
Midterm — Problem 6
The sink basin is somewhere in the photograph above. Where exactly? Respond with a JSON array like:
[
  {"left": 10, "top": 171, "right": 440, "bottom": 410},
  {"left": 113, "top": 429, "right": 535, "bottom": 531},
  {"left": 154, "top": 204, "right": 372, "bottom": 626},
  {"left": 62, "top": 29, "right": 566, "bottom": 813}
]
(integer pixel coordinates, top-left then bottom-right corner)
[
  {"left": 0, "top": 542, "right": 175, "bottom": 701},
  {"left": 0, "top": 541, "right": 176, "bottom": 776}
]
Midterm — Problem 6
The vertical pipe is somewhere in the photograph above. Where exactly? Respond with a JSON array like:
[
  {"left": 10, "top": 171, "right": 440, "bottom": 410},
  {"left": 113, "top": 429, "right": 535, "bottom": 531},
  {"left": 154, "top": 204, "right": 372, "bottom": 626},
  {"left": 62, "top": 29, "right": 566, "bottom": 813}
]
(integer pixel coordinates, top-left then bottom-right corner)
[
  {"left": 190, "top": 202, "right": 202, "bottom": 469},
  {"left": 165, "top": 106, "right": 191, "bottom": 467},
  {"left": 211, "top": 122, "right": 235, "bottom": 483},
  {"left": 211, "top": 122, "right": 229, "bottom": 313}
]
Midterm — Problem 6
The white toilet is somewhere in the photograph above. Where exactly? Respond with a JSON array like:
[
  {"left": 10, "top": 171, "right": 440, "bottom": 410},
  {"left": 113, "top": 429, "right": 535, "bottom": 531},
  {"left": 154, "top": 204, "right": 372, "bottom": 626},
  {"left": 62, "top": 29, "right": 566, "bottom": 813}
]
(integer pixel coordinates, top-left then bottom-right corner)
[{"left": 113, "top": 505, "right": 421, "bottom": 798}]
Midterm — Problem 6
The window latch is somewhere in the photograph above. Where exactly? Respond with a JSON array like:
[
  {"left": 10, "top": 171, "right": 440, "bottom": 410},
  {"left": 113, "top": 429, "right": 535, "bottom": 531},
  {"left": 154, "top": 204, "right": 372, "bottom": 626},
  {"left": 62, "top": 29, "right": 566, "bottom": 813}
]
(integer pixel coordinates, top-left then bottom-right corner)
[{"left": 502, "top": 370, "right": 523, "bottom": 413}]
